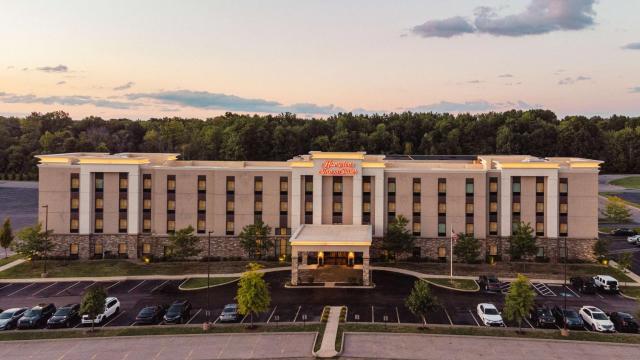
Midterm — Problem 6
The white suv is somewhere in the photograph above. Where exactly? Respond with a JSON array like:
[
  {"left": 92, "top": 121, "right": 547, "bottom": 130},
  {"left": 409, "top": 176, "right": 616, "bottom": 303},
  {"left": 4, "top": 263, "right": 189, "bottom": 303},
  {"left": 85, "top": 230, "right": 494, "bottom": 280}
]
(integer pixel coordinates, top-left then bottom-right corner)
[
  {"left": 627, "top": 235, "right": 640, "bottom": 244},
  {"left": 579, "top": 306, "right": 615, "bottom": 332},
  {"left": 82, "top": 297, "right": 120, "bottom": 325},
  {"left": 477, "top": 303, "right": 504, "bottom": 327},
  {"left": 593, "top": 275, "right": 619, "bottom": 293}
]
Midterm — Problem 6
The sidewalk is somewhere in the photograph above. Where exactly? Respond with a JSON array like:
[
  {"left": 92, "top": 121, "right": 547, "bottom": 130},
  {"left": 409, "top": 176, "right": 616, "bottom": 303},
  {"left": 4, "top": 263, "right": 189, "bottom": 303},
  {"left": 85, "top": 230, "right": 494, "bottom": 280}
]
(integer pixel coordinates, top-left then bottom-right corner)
[
  {"left": 0, "top": 259, "right": 26, "bottom": 273},
  {"left": 314, "top": 306, "right": 341, "bottom": 358}
]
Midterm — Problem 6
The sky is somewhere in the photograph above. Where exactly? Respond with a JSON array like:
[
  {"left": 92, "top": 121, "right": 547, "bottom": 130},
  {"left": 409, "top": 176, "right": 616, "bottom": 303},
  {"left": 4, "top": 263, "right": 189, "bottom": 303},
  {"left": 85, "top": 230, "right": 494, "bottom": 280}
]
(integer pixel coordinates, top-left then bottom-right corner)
[{"left": 0, "top": 0, "right": 639, "bottom": 119}]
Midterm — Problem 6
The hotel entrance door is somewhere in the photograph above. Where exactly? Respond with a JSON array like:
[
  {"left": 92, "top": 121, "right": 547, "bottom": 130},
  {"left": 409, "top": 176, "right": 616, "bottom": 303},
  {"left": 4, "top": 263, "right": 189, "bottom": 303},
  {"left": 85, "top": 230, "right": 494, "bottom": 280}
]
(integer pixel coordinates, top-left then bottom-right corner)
[{"left": 323, "top": 252, "right": 349, "bottom": 265}]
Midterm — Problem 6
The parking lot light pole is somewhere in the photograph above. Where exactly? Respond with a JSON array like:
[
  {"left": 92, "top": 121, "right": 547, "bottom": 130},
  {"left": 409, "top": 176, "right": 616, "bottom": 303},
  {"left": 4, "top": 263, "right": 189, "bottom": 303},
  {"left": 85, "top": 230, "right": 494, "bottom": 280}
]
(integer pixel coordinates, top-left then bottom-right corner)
[
  {"left": 42, "top": 204, "right": 49, "bottom": 277},
  {"left": 563, "top": 236, "right": 568, "bottom": 334},
  {"left": 207, "top": 230, "right": 213, "bottom": 324}
]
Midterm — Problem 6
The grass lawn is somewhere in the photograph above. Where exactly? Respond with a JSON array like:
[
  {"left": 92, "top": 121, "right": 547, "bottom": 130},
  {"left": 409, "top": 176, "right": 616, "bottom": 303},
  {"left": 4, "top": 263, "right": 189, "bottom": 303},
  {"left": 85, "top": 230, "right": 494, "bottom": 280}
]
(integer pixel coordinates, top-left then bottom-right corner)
[
  {"left": 620, "top": 286, "right": 640, "bottom": 299},
  {"left": 424, "top": 278, "right": 479, "bottom": 291},
  {"left": 342, "top": 323, "right": 640, "bottom": 344},
  {"left": 180, "top": 277, "right": 239, "bottom": 290},
  {"left": 600, "top": 192, "right": 640, "bottom": 209},
  {"left": 0, "top": 259, "right": 287, "bottom": 279},
  {"left": 610, "top": 176, "right": 640, "bottom": 190},
  {"left": 0, "top": 254, "right": 22, "bottom": 267},
  {"left": 0, "top": 323, "right": 321, "bottom": 342}
]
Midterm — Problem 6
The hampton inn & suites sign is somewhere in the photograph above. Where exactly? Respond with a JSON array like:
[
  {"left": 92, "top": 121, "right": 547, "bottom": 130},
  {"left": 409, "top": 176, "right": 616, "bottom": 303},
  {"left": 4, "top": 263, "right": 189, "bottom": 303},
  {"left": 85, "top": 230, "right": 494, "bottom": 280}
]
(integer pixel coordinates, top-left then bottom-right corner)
[{"left": 319, "top": 160, "right": 357, "bottom": 176}]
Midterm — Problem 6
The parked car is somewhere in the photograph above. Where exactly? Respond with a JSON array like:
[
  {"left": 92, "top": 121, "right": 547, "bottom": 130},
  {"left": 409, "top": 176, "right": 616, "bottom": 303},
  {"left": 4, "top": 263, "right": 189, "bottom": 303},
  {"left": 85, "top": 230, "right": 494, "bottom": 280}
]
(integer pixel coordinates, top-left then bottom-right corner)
[
  {"left": 0, "top": 308, "right": 28, "bottom": 330},
  {"left": 135, "top": 305, "right": 166, "bottom": 325},
  {"left": 218, "top": 304, "right": 239, "bottom": 323},
  {"left": 81, "top": 297, "right": 120, "bottom": 325},
  {"left": 478, "top": 275, "right": 503, "bottom": 292},
  {"left": 627, "top": 235, "right": 640, "bottom": 244},
  {"left": 611, "top": 228, "right": 637, "bottom": 236},
  {"left": 17, "top": 304, "right": 56, "bottom": 329},
  {"left": 476, "top": 303, "right": 504, "bottom": 327},
  {"left": 552, "top": 306, "right": 584, "bottom": 329},
  {"left": 609, "top": 312, "right": 639, "bottom": 333},
  {"left": 579, "top": 306, "right": 615, "bottom": 332},
  {"left": 593, "top": 275, "right": 619, "bottom": 293},
  {"left": 529, "top": 305, "right": 556, "bottom": 328},
  {"left": 163, "top": 300, "right": 192, "bottom": 324},
  {"left": 47, "top": 304, "right": 80, "bottom": 328},
  {"left": 569, "top": 276, "right": 596, "bottom": 294}
]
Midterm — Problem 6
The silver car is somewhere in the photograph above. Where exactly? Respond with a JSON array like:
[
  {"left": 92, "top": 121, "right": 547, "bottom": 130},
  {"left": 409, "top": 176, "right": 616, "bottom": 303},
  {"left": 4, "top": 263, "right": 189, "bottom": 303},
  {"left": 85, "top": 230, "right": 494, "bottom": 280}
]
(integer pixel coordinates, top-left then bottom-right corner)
[{"left": 218, "top": 304, "right": 239, "bottom": 322}]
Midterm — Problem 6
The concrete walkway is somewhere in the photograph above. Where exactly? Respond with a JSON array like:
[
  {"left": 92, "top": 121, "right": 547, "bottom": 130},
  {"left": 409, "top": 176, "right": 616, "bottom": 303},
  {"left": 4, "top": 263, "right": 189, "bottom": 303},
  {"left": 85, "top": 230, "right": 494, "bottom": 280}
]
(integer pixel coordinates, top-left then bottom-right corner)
[
  {"left": 0, "top": 258, "right": 26, "bottom": 273},
  {"left": 315, "top": 306, "right": 341, "bottom": 358}
]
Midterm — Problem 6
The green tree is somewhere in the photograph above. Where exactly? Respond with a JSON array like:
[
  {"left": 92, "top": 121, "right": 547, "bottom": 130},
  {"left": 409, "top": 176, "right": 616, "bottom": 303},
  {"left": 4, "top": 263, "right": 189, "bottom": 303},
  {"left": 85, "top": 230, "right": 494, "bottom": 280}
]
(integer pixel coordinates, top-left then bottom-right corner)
[
  {"left": 602, "top": 197, "right": 632, "bottom": 223},
  {"left": 0, "top": 218, "right": 14, "bottom": 258},
  {"left": 236, "top": 263, "right": 270, "bottom": 328},
  {"left": 503, "top": 274, "right": 536, "bottom": 332},
  {"left": 382, "top": 215, "right": 415, "bottom": 260},
  {"left": 167, "top": 226, "right": 200, "bottom": 259},
  {"left": 616, "top": 252, "right": 633, "bottom": 286},
  {"left": 80, "top": 286, "right": 107, "bottom": 332},
  {"left": 405, "top": 280, "right": 438, "bottom": 325},
  {"left": 239, "top": 221, "right": 273, "bottom": 259},
  {"left": 14, "top": 223, "right": 53, "bottom": 260},
  {"left": 509, "top": 222, "right": 537, "bottom": 260},
  {"left": 593, "top": 238, "right": 609, "bottom": 262},
  {"left": 453, "top": 233, "right": 481, "bottom": 263}
]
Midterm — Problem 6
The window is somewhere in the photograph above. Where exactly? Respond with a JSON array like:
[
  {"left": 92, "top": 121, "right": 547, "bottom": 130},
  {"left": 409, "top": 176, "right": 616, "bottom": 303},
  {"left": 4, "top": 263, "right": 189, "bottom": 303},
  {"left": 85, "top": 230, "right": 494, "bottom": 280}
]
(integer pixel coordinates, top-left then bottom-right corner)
[
  {"left": 333, "top": 202, "right": 342, "bottom": 212},
  {"left": 362, "top": 202, "right": 371, "bottom": 212},
  {"left": 536, "top": 222, "right": 544, "bottom": 235},
  {"left": 226, "top": 221, "right": 234, "bottom": 234},
  {"left": 197, "top": 219, "right": 206, "bottom": 232},
  {"left": 333, "top": 181, "right": 342, "bottom": 193},
  {"left": 512, "top": 202, "right": 521, "bottom": 212},
  {"left": 119, "top": 218, "right": 127, "bottom": 231},
  {"left": 559, "top": 181, "right": 568, "bottom": 194},
  {"left": 438, "top": 246, "right": 447, "bottom": 258},
  {"left": 559, "top": 203, "right": 568, "bottom": 214},
  {"left": 70, "top": 218, "right": 79, "bottom": 231},
  {"left": 226, "top": 178, "right": 235, "bottom": 192},
  {"left": 489, "top": 202, "right": 498, "bottom": 213},
  {"left": 255, "top": 178, "right": 263, "bottom": 192},
  {"left": 304, "top": 180, "right": 313, "bottom": 193},
  {"left": 438, "top": 181, "right": 446, "bottom": 193},
  {"left": 536, "top": 247, "right": 545, "bottom": 258},
  {"left": 167, "top": 220, "right": 175, "bottom": 232},
  {"left": 143, "top": 199, "right": 151, "bottom": 210},
  {"left": 489, "top": 244, "right": 498, "bottom": 256},
  {"left": 95, "top": 218, "right": 103, "bottom": 231},
  {"left": 363, "top": 181, "right": 371, "bottom": 193},
  {"left": 142, "top": 243, "right": 151, "bottom": 254},
  {"left": 466, "top": 203, "right": 474, "bottom": 214},
  {"left": 438, "top": 223, "right": 446, "bottom": 236},
  {"left": 226, "top": 200, "right": 234, "bottom": 212},
  {"left": 167, "top": 200, "right": 176, "bottom": 211},
  {"left": 413, "top": 181, "right": 421, "bottom": 194},
  {"left": 438, "top": 203, "right": 446, "bottom": 214},
  {"left": 466, "top": 182, "right": 474, "bottom": 194},
  {"left": 143, "top": 218, "right": 151, "bottom": 231},
  {"left": 71, "top": 176, "right": 80, "bottom": 189},
  {"left": 280, "top": 179, "right": 288, "bottom": 192},
  {"left": 465, "top": 223, "right": 474, "bottom": 235},
  {"left": 95, "top": 178, "right": 104, "bottom": 190},
  {"left": 255, "top": 200, "right": 263, "bottom": 212},
  {"left": 280, "top": 201, "right": 288, "bottom": 212},
  {"left": 119, "top": 177, "right": 128, "bottom": 189},
  {"left": 119, "top": 198, "right": 128, "bottom": 210},
  {"left": 95, "top": 198, "right": 103, "bottom": 210},
  {"left": 412, "top": 222, "right": 421, "bottom": 235},
  {"left": 489, "top": 221, "right": 498, "bottom": 233},
  {"left": 143, "top": 177, "right": 152, "bottom": 190},
  {"left": 198, "top": 178, "right": 206, "bottom": 191},
  {"left": 94, "top": 243, "right": 103, "bottom": 255},
  {"left": 69, "top": 243, "right": 79, "bottom": 255},
  {"left": 512, "top": 182, "right": 521, "bottom": 193},
  {"left": 489, "top": 180, "right": 498, "bottom": 193},
  {"left": 388, "top": 180, "right": 396, "bottom": 193},
  {"left": 167, "top": 178, "right": 176, "bottom": 191},
  {"left": 71, "top": 198, "right": 79, "bottom": 210},
  {"left": 413, "top": 202, "right": 421, "bottom": 213},
  {"left": 163, "top": 246, "right": 172, "bottom": 257},
  {"left": 198, "top": 200, "right": 206, "bottom": 211},
  {"left": 559, "top": 223, "right": 568, "bottom": 235},
  {"left": 388, "top": 202, "right": 396, "bottom": 212},
  {"left": 536, "top": 182, "right": 544, "bottom": 193},
  {"left": 305, "top": 201, "right": 313, "bottom": 212},
  {"left": 118, "top": 243, "right": 127, "bottom": 254},
  {"left": 536, "top": 202, "right": 544, "bottom": 213}
]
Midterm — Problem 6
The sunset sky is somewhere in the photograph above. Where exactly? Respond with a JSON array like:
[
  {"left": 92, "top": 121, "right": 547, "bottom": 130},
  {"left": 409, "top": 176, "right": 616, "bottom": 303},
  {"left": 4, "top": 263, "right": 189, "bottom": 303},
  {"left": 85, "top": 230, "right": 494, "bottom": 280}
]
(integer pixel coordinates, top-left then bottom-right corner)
[{"left": 1, "top": 0, "right": 639, "bottom": 119}]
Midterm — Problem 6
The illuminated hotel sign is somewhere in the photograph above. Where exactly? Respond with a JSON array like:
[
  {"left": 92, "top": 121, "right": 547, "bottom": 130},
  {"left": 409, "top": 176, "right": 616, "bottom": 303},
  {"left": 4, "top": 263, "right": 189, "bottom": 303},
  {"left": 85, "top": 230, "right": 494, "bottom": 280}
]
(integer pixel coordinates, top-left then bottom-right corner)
[{"left": 319, "top": 160, "right": 357, "bottom": 176}]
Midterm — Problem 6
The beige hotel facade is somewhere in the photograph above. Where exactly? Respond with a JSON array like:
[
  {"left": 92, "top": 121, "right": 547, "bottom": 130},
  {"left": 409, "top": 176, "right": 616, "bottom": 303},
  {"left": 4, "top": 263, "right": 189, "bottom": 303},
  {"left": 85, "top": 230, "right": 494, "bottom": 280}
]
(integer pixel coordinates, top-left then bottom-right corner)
[{"left": 37, "top": 151, "right": 602, "bottom": 285}]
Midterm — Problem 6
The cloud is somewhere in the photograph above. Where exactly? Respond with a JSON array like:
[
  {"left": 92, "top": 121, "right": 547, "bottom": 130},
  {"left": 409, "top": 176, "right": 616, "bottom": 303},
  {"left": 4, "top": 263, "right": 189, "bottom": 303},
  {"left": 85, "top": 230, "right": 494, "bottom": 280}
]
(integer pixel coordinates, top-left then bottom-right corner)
[
  {"left": 6, "top": 66, "right": 14, "bottom": 70},
  {"left": 405, "top": 99, "right": 537, "bottom": 113},
  {"left": 113, "top": 81, "right": 135, "bottom": 91},
  {"left": 411, "top": 16, "right": 475, "bottom": 38},
  {"left": 412, "top": 0, "right": 596, "bottom": 38},
  {"left": 466, "top": 80, "right": 483, "bottom": 84},
  {"left": 0, "top": 92, "right": 135, "bottom": 109},
  {"left": 126, "top": 89, "right": 344, "bottom": 115},
  {"left": 498, "top": 74, "right": 514, "bottom": 78},
  {"left": 622, "top": 42, "right": 640, "bottom": 50},
  {"left": 36, "top": 64, "right": 69, "bottom": 73},
  {"left": 558, "top": 75, "right": 591, "bottom": 85},
  {"left": 56, "top": 81, "right": 66, "bottom": 85},
  {"left": 630, "top": 87, "right": 640, "bottom": 93}
]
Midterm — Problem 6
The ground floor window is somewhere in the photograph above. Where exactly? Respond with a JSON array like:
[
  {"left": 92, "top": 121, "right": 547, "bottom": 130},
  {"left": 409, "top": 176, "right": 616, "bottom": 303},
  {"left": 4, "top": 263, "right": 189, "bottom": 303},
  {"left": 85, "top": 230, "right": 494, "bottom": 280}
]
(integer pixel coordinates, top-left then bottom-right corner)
[
  {"left": 69, "top": 243, "right": 79, "bottom": 256},
  {"left": 163, "top": 246, "right": 172, "bottom": 257},
  {"left": 274, "top": 239, "right": 290, "bottom": 258},
  {"left": 536, "top": 247, "right": 545, "bottom": 258},
  {"left": 488, "top": 244, "right": 498, "bottom": 256},
  {"left": 437, "top": 246, "right": 447, "bottom": 260},
  {"left": 118, "top": 243, "right": 127, "bottom": 255},
  {"left": 142, "top": 243, "right": 151, "bottom": 254},
  {"left": 94, "top": 243, "right": 103, "bottom": 255}
]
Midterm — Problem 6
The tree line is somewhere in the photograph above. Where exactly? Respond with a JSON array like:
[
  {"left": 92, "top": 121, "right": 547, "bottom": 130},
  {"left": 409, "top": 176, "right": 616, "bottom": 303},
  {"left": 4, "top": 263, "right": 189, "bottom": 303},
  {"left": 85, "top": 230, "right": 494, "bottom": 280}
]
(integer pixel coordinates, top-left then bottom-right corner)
[{"left": 1, "top": 109, "right": 640, "bottom": 180}]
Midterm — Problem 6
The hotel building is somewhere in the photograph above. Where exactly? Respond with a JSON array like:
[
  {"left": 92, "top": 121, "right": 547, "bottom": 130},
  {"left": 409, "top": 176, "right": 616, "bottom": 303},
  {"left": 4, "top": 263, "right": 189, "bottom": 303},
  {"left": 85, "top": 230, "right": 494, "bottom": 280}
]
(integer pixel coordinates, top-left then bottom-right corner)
[{"left": 37, "top": 152, "right": 602, "bottom": 285}]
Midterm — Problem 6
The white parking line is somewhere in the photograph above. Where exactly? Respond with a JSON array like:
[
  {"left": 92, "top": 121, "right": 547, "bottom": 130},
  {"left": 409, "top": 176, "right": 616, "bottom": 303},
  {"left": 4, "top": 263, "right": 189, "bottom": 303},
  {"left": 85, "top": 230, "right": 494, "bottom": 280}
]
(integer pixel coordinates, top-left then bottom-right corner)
[
  {"left": 524, "top": 318, "right": 534, "bottom": 329},
  {"left": 83, "top": 282, "right": 96, "bottom": 290},
  {"left": 213, "top": 315, "right": 220, "bottom": 324},
  {"left": 0, "top": 283, "right": 13, "bottom": 290},
  {"left": 7, "top": 283, "right": 36, "bottom": 296},
  {"left": 266, "top": 306, "right": 277, "bottom": 323},
  {"left": 31, "top": 282, "right": 58, "bottom": 296},
  {"left": 130, "top": 321, "right": 138, "bottom": 327},
  {"left": 150, "top": 280, "right": 170, "bottom": 293},
  {"left": 241, "top": 313, "right": 249, "bottom": 323},
  {"left": 127, "top": 280, "right": 146, "bottom": 293},
  {"left": 371, "top": 305, "right": 375, "bottom": 323},
  {"left": 292, "top": 305, "right": 302, "bottom": 322},
  {"left": 101, "top": 310, "right": 126, "bottom": 327},
  {"left": 105, "top": 281, "right": 121, "bottom": 291},
  {"left": 395, "top": 306, "right": 401, "bottom": 323},
  {"left": 55, "top": 281, "right": 81, "bottom": 296},
  {"left": 564, "top": 285, "right": 580, "bottom": 298},
  {"left": 186, "top": 309, "right": 201, "bottom": 324},
  {"left": 468, "top": 310, "right": 481, "bottom": 326},
  {"left": 443, "top": 308, "right": 453, "bottom": 325},
  {"left": 596, "top": 292, "right": 604, "bottom": 299}
]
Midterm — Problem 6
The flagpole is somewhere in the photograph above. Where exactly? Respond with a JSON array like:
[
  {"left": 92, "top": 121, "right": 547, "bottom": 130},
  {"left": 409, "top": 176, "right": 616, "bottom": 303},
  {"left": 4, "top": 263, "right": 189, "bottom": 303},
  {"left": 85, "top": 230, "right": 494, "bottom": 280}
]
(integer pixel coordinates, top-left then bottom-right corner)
[{"left": 450, "top": 225, "right": 453, "bottom": 279}]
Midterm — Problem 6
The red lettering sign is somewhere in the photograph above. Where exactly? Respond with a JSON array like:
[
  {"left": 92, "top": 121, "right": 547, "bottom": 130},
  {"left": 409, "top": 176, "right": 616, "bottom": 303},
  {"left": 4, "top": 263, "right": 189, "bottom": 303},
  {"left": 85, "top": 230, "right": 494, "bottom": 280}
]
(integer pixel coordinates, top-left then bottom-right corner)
[{"left": 319, "top": 160, "right": 357, "bottom": 176}]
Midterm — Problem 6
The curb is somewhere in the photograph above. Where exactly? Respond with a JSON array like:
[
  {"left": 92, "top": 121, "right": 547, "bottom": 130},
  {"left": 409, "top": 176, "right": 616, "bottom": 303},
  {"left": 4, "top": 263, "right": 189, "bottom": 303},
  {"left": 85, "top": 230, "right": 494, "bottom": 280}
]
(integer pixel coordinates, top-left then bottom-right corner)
[
  {"left": 422, "top": 278, "right": 480, "bottom": 292},
  {"left": 178, "top": 277, "right": 240, "bottom": 291}
]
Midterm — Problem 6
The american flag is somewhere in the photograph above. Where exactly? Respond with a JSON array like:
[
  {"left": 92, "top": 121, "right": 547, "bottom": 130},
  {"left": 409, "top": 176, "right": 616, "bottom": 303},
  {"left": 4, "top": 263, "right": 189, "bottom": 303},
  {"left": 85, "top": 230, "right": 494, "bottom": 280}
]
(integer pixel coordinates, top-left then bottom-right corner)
[{"left": 451, "top": 228, "right": 459, "bottom": 243}]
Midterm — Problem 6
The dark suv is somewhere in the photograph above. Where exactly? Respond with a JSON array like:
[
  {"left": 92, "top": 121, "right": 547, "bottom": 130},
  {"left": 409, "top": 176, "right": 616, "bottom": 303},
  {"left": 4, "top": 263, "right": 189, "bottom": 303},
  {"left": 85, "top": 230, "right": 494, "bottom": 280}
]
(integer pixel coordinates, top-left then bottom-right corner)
[
  {"left": 529, "top": 305, "right": 556, "bottom": 328},
  {"left": 609, "top": 312, "right": 639, "bottom": 333},
  {"left": 17, "top": 304, "right": 56, "bottom": 329},
  {"left": 569, "top": 276, "right": 596, "bottom": 294},
  {"left": 47, "top": 304, "right": 80, "bottom": 328},
  {"left": 478, "top": 275, "right": 503, "bottom": 292},
  {"left": 163, "top": 300, "right": 192, "bottom": 324},
  {"left": 552, "top": 306, "right": 584, "bottom": 329}
]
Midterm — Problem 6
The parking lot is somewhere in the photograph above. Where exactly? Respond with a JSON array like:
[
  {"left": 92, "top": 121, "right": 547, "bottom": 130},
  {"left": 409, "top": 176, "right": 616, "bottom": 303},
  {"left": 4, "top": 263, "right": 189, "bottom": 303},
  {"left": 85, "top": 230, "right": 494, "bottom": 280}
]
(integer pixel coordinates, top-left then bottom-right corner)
[{"left": 0, "top": 270, "right": 637, "bottom": 331}]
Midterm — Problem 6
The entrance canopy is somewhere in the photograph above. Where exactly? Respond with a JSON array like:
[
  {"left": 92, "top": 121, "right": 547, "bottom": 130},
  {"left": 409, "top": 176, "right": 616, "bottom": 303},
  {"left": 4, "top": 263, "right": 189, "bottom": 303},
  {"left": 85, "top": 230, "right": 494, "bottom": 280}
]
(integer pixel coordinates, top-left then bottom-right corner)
[{"left": 290, "top": 224, "right": 372, "bottom": 246}]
